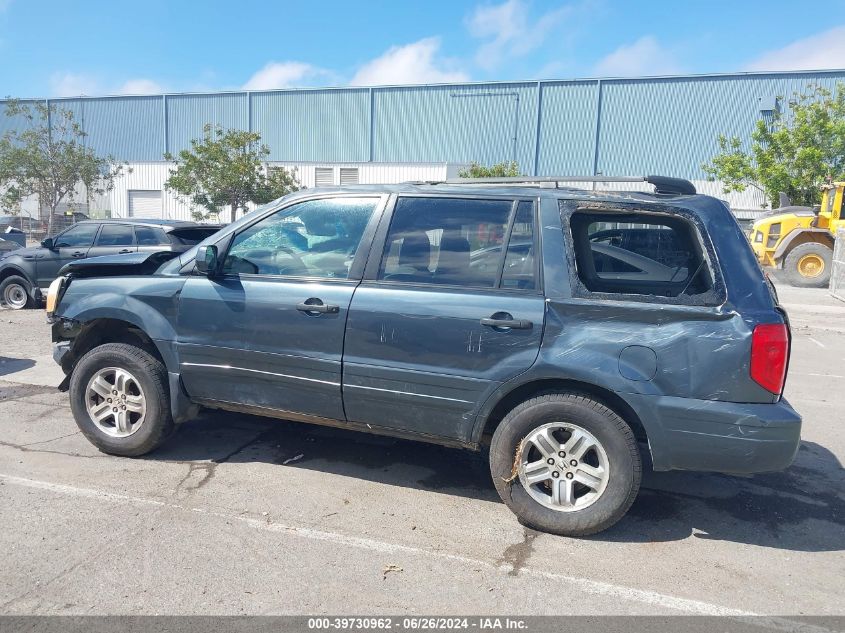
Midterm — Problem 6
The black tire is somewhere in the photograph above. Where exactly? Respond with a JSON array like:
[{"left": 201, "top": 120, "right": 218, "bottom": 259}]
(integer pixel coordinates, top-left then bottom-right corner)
[
  {"left": 0, "top": 275, "right": 33, "bottom": 310},
  {"left": 783, "top": 242, "right": 833, "bottom": 288},
  {"left": 69, "top": 343, "right": 174, "bottom": 456},
  {"left": 489, "top": 393, "right": 641, "bottom": 537}
]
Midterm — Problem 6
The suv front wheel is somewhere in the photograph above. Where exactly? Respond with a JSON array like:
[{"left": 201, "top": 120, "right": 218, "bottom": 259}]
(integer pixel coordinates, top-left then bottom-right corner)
[
  {"left": 489, "top": 393, "right": 641, "bottom": 536},
  {"left": 0, "top": 275, "right": 33, "bottom": 310},
  {"left": 69, "top": 343, "right": 174, "bottom": 456}
]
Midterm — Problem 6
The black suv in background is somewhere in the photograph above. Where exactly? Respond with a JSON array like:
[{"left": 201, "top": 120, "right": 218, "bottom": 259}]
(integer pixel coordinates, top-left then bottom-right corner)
[{"left": 0, "top": 219, "right": 220, "bottom": 309}]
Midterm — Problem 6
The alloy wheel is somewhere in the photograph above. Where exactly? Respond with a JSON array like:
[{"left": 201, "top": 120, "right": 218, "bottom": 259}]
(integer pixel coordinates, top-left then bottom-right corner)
[
  {"left": 518, "top": 422, "right": 610, "bottom": 512},
  {"left": 85, "top": 367, "right": 147, "bottom": 437}
]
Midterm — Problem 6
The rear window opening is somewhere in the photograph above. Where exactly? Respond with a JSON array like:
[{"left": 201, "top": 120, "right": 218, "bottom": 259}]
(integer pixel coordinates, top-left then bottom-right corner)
[{"left": 569, "top": 209, "right": 715, "bottom": 300}]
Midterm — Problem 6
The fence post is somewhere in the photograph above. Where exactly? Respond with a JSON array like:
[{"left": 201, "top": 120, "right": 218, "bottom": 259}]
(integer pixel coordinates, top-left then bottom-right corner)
[{"left": 831, "top": 229, "right": 845, "bottom": 302}]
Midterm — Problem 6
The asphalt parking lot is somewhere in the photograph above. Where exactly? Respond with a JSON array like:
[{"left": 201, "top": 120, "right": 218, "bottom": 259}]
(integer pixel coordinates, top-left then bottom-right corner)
[{"left": 0, "top": 281, "right": 843, "bottom": 617}]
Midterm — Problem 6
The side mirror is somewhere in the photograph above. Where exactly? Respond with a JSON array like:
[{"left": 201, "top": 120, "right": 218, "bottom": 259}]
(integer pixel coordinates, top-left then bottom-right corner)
[
  {"left": 41, "top": 237, "right": 54, "bottom": 250},
  {"left": 195, "top": 244, "right": 219, "bottom": 276}
]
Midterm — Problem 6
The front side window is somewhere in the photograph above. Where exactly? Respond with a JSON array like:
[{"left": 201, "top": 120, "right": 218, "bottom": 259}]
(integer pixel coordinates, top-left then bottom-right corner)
[
  {"left": 223, "top": 197, "right": 378, "bottom": 279},
  {"left": 379, "top": 197, "right": 535, "bottom": 289},
  {"left": 569, "top": 208, "right": 715, "bottom": 300},
  {"left": 96, "top": 224, "right": 134, "bottom": 246},
  {"left": 54, "top": 224, "right": 99, "bottom": 248}
]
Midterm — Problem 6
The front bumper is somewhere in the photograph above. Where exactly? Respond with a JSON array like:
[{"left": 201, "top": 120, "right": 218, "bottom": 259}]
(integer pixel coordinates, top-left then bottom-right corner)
[
  {"left": 52, "top": 340, "right": 71, "bottom": 369},
  {"left": 625, "top": 393, "right": 802, "bottom": 474}
]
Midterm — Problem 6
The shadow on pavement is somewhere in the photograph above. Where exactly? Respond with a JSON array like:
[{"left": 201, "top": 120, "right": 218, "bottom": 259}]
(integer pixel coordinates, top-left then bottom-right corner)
[
  {"left": 0, "top": 357, "right": 36, "bottom": 377},
  {"left": 150, "top": 410, "right": 845, "bottom": 553}
]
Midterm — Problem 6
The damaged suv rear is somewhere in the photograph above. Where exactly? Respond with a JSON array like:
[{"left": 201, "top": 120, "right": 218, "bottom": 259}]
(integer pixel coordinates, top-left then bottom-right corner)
[{"left": 47, "top": 177, "right": 801, "bottom": 536}]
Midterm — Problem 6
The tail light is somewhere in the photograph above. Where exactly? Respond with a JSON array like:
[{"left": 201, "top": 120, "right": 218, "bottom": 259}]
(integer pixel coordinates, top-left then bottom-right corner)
[{"left": 750, "top": 323, "right": 789, "bottom": 394}]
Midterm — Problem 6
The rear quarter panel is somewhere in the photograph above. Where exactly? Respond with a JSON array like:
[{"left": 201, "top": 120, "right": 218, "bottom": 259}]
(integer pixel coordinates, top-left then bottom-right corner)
[{"left": 472, "top": 194, "right": 784, "bottom": 441}]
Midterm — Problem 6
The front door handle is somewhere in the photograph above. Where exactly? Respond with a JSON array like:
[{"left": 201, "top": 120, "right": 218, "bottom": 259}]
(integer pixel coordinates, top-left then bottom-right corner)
[
  {"left": 480, "top": 313, "right": 532, "bottom": 330},
  {"left": 71, "top": 251, "right": 86, "bottom": 258},
  {"left": 118, "top": 249, "right": 133, "bottom": 254},
  {"left": 296, "top": 299, "right": 339, "bottom": 314}
]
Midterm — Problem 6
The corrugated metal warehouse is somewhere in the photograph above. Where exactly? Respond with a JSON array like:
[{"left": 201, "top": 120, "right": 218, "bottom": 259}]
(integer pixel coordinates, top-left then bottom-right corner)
[{"left": 2, "top": 69, "right": 844, "bottom": 222}]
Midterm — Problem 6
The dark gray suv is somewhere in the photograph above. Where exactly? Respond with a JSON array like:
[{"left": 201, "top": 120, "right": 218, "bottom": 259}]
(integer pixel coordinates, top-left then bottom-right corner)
[
  {"left": 46, "top": 177, "right": 801, "bottom": 536},
  {"left": 0, "top": 218, "right": 220, "bottom": 309}
]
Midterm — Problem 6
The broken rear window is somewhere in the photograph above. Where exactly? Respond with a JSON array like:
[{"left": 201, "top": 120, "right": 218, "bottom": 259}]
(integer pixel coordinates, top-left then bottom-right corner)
[{"left": 569, "top": 209, "right": 715, "bottom": 301}]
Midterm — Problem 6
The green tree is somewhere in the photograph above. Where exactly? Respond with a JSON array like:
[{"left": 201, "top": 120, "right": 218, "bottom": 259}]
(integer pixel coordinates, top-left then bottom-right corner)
[
  {"left": 164, "top": 124, "right": 300, "bottom": 222},
  {"left": 458, "top": 161, "right": 522, "bottom": 178},
  {"left": 0, "top": 99, "right": 124, "bottom": 235},
  {"left": 702, "top": 83, "right": 845, "bottom": 208}
]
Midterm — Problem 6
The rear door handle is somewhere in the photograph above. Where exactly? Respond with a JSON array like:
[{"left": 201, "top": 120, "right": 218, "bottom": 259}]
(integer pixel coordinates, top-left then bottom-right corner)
[
  {"left": 296, "top": 299, "right": 339, "bottom": 314},
  {"left": 118, "top": 249, "right": 133, "bottom": 254},
  {"left": 480, "top": 314, "right": 532, "bottom": 330}
]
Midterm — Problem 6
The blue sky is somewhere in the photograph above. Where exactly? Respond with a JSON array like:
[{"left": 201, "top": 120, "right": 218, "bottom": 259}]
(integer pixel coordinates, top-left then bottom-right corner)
[{"left": 1, "top": 0, "right": 844, "bottom": 97}]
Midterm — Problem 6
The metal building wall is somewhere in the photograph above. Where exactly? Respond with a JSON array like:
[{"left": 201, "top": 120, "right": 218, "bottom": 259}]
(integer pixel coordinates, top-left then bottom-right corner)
[
  {"left": 252, "top": 88, "right": 370, "bottom": 162},
  {"left": 88, "top": 161, "right": 456, "bottom": 222},
  {"left": 595, "top": 73, "right": 845, "bottom": 178},
  {"left": 166, "top": 92, "right": 248, "bottom": 155},
  {"left": 536, "top": 81, "right": 600, "bottom": 175},
  {"left": 372, "top": 82, "right": 538, "bottom": 168},
  {"left": 2, "top": 69, "right": 845, "bottom": 189}
]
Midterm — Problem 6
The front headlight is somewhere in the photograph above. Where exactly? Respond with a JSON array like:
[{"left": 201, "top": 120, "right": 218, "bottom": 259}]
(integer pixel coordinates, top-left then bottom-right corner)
[{"left": 45, "top": 276, "right": 66, "bottom": 316}]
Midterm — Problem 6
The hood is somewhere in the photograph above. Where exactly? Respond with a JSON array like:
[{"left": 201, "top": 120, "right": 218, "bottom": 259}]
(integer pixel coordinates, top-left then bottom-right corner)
[
  {"left": 751, "top": 207, "right": 816, "bottom": 230},
  {"left": 2, "top": 245, "right": 40, "bottom": 257},
  {"left": 59, "top": 250, "right": 179, "bottom": 277}
]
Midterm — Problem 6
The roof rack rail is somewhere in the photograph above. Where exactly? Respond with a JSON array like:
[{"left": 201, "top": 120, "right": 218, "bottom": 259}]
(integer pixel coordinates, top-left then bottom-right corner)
[{"left": 407, "top": 175, "right": 696, "bottom": 196}]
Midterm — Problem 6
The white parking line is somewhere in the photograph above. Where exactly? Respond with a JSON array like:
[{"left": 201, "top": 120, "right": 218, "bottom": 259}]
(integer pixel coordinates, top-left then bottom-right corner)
[
  {"left": 0, "top": 471, "right": 835, "bottom": 632},
  {"left": 793, "top": 373, "right": 845, "bottom": 379},
  {"left": 807, "top": 337, "right": 827, "bottom": 348}
]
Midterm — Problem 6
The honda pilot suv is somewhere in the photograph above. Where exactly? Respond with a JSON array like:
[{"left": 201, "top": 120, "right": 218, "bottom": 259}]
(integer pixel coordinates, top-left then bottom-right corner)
[{"left": 46, "top": 177, "right": 801, "bottom": 536}]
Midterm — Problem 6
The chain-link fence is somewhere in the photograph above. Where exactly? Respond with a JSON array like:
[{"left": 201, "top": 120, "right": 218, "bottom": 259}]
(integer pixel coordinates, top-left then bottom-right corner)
[{"left": 831, "top": 229, "right": 845, "bottom": 302}]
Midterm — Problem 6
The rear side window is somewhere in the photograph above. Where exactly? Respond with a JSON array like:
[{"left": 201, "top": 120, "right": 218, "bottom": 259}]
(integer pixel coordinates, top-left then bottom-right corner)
[
  {"left": 96, "top": 224, "right": 135, "bottom": 246},
  {"left": 568, "top": 208, "right": 716, "bottom": 302},
  {"left": 135, "top": 226, "right": 169, "bottom": 246}
]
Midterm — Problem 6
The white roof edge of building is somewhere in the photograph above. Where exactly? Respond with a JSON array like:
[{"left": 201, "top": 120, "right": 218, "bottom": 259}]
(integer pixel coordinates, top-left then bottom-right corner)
[{"left": 8, "top": 68, "right": 845, "bottom": 102}]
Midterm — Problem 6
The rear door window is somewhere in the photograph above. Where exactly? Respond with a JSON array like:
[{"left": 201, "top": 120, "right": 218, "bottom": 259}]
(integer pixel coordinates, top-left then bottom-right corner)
[
  {"left": 568, "top": 207, "right": 718, "bottom": 302},
  {"left": 379, "top": 197, "right": 537, "bottom": 290},
  {"left": 96, "top": 224, "right": 135, "bottom": 246}
]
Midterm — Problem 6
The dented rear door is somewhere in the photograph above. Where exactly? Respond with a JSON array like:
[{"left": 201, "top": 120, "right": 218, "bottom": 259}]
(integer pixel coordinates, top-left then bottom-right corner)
[{"left": 342, "top": 195, "right": 545, "bottom": 444}]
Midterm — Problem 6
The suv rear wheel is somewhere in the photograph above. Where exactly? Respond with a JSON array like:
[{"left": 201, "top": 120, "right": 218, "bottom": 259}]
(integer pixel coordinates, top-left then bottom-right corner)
[
  {"left": 0, "top": 275, "right": 33, "bottom": 310},
  {"left": 69, "top": 343, "right": 174, "bottom": 456},
  {"left": 489, "top": 393, "right": 641, "bottom": 536}
]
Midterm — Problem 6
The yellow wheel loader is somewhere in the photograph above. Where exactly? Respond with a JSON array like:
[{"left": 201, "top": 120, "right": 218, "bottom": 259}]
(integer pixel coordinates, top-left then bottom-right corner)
[{"left": 749, "top": 183, "right": 844, "bottom": 287}]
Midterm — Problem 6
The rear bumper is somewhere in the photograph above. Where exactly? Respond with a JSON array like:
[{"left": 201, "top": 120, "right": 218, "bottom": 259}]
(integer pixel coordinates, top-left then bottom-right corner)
[{"left": 625, "top": 393, "right": 802, "bottom": 474}]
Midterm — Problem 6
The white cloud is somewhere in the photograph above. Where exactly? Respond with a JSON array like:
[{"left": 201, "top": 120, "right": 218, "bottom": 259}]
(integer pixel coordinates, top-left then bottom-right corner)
[
  {"left": 745, "top": 25, "right": 845, "bottom": 71},
  {"left": 118, "top": 78, "right": 164, "bottom": 95},
  {"left": 349, "top": 38, "right": 469, "bottom": 86},
  {"left": 242, "top": 62, "right": 324, "bottom": 90},
  {"left": 467, "top": 0, "right": 571, "bottom": 70},
  {"left": 50, "top": 73, "right": 165, "bottom": 96},
  {"left": 49, "top": 72, "right": 100, "bottom": 97},
  {"left": 592, "top": 36, "right": 683, "bottom": 77}
]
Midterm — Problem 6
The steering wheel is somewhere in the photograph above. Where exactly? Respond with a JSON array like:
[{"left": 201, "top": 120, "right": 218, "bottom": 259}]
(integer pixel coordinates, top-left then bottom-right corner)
[{"left": 274, "top": 245, "right": 309, "bottom": 275}]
